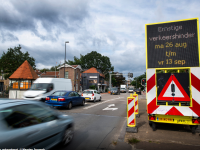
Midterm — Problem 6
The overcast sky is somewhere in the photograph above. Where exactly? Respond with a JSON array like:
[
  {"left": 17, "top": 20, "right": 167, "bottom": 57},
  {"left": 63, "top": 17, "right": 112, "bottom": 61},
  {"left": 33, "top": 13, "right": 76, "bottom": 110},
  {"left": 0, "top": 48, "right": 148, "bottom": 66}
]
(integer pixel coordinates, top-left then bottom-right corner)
[{"left": 0, "top": 0, "right": 199, "bottom": 78}]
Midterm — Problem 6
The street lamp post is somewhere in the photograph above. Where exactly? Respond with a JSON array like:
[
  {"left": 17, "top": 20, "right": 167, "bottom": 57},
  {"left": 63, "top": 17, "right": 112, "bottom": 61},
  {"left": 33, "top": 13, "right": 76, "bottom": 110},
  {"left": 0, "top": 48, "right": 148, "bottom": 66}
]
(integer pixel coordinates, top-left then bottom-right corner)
[{"left": 64, "top": 41, "right": 69, "bottom": 78}]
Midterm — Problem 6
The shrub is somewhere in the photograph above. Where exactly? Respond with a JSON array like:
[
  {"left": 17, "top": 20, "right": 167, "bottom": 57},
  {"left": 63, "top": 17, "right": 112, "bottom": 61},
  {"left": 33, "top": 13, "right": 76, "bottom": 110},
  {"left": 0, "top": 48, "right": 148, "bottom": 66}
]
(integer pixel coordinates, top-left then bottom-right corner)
[{"left": 89, "top": 85, "right": 96, "bottom": 90}]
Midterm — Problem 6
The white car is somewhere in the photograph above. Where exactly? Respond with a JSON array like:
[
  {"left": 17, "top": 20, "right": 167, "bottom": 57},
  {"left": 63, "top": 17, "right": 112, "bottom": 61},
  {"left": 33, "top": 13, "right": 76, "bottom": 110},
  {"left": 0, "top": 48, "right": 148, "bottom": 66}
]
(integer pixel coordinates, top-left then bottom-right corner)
[
  {"left": 81, "top": 89, "right": 101, "bottom": 102},
  {"left": 128, "top": 88, "right": 134, "bottom": 93}
]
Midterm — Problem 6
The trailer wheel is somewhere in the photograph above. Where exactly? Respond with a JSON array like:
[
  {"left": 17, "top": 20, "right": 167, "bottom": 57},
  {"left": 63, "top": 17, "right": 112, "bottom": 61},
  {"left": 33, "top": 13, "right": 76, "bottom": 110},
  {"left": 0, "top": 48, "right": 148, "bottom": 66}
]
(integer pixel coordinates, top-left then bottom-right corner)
[
  {"left": 190, "top": 125, "right": 198, "bottom": 134},
  {"left": 149, "top": 121, "right": 152, "bottom": 127},
  {"left": 152, "top": 122, "right": 156, "bottom": 131}
]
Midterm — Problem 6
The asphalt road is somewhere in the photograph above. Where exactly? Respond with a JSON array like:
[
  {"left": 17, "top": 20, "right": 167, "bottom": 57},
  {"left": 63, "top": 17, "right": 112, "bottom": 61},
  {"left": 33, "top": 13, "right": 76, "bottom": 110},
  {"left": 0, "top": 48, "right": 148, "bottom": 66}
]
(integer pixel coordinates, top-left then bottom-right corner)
[
  {"left": 51, "top": 93, "right": 131, "bottom": 150},
  {"left": 51, "top": 92, "right": 200, "bottom": 150}
]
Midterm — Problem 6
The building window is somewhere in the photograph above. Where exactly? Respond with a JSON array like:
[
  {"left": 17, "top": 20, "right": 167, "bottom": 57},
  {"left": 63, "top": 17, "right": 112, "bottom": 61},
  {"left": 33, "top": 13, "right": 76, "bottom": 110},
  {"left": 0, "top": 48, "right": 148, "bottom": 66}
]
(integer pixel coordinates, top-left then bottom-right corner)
[
  {"left": 65, "top": 71, "right": 68, "bottom": 79},
  {"left": 89, "top": 80, "right": 97, "bottom": 83},
  {"left": 10, "top": 80, "right": 32, "bottom": 90}
]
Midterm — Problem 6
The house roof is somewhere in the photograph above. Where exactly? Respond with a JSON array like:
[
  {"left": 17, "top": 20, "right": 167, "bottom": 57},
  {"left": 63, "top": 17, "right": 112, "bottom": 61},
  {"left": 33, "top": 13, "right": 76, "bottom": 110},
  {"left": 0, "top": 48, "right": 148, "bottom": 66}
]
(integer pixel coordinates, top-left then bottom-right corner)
[
  {"left": 40, "top": 71, "right": 59, "bottom": 77},
  {"left": 82, "top": 67, "right": 105, "bottom": 78},
  {"left": 35, "top": 69, "right": 42, "bottom": 76},
  {"left": 9, "top": 60, "right": 38, "bottom": 80},
  {"left": 57, "top": 64, "right": 82, "bottom": 70}
]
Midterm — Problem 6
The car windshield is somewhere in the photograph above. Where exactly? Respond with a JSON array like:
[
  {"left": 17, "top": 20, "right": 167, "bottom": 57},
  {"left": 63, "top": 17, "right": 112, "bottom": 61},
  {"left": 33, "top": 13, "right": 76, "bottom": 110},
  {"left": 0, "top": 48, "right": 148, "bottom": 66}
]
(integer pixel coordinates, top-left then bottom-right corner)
[
  {"left": 29, "top": 83, "right": 49, "bottom": 91},
  {"left": 121, "top": 88, "right": 125, "bottom": 90},
  {"left": 51, "top": 91, "right": 66, "bottom": 96},
  {"left": 83, "top": 90, "right": 93, "bottom": 94},
  {"left": 111, "top": 87, "right": 117, "bottom": 90},
  {"left": 129, "top": 88, "right": 133, "bottom": 90}
]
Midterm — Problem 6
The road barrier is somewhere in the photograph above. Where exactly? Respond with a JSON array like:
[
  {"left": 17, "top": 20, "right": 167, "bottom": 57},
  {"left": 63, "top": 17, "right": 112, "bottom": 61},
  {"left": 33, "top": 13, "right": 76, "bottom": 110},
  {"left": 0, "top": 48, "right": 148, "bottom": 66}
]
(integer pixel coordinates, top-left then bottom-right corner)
[
  {"left": 133, "top": 93, "right": 139, "bottom": 118},
  {"left": 126, "top": 95, "right": 138, "bottom": 132}
]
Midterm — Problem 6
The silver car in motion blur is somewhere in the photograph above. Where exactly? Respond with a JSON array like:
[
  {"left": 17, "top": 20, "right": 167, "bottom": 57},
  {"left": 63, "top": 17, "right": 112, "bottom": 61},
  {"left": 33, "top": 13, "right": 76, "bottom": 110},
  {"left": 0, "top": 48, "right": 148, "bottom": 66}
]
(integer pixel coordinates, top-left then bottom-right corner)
[{"left": 0, "top": 99, "right": 74, "bottom": 149}]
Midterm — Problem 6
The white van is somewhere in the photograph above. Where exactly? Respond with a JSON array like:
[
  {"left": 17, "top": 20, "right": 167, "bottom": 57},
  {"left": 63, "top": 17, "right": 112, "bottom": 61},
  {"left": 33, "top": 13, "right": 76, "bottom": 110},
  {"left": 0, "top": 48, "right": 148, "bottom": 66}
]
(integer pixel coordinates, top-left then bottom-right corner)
[{"left": 23, "top": 78, "right": 72, "bottom": 101}]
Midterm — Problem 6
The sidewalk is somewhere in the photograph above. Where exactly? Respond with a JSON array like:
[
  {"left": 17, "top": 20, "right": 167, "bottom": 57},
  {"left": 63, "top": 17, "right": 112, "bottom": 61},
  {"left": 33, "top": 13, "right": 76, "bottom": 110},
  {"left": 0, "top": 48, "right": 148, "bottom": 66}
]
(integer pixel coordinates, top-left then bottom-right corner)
[{"left": 123, "top": 91, "right": 200, "bottom": 150}]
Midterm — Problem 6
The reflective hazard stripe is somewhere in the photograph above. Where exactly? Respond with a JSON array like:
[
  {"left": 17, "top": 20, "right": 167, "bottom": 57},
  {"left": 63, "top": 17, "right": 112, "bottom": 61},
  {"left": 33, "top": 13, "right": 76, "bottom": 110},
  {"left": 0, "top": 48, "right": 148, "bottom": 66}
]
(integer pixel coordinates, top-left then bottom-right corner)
[
  {"left": 147, "top": 67, "right": 200, "bottom": 117},
  {"left": 127, "top": 98, "right": 135, "bottom": 127}
]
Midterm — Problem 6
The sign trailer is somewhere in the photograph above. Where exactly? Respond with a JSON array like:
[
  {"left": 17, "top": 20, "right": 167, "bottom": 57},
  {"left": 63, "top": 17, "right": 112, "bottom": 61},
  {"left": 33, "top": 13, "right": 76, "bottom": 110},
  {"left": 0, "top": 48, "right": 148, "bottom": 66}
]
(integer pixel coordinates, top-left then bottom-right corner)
[{"left": 145, "top": 18, "right": 200, "bottom": 134}]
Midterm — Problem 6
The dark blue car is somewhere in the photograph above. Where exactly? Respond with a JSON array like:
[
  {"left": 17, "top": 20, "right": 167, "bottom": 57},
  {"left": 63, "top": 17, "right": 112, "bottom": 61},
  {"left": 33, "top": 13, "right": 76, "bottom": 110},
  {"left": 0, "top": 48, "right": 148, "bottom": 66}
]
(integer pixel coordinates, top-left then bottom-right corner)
[{"left": 45, "top": 91, "right": 85, "bottom": 109}]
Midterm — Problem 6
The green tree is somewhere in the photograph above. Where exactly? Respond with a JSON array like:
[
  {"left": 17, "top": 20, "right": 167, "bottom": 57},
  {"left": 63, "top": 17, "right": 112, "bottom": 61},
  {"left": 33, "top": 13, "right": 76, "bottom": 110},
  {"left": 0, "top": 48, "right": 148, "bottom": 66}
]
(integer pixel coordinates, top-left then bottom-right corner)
[
  {"left": 131, "top": 72, "right": 146, "bottom": 90},
  {"left": 39, "top": 68, "right": 50, "bottom": 73},
  {"left": 111, "top": 75, "right": 117, "bottom": 87},
  {"left": 0, "top": 45, "right": 36, "bottom": 79},
  {"left": 67, "top": 51, "right": 114, "bottom": 80},
  {"left": 50, "top": 65, "right": 60, "bottom": 71}
]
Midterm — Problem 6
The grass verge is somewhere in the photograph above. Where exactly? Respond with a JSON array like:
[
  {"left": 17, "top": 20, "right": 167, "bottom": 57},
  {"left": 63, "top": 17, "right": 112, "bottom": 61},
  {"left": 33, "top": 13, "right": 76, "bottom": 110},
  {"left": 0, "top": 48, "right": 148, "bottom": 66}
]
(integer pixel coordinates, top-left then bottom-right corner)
[{"left": 128, "top": 137, "right": 140, "bottom": 144}]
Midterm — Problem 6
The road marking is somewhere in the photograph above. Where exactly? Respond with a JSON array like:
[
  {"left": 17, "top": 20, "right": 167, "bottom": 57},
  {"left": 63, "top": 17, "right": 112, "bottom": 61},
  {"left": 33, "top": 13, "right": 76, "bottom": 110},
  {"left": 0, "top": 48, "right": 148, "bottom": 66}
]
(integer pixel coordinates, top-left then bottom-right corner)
[
  {"left": 83, "top": 97, "right": 121, "bottom": 109},
  {"left": 103, "top": 104, "right": 118, "bottom": 111}
]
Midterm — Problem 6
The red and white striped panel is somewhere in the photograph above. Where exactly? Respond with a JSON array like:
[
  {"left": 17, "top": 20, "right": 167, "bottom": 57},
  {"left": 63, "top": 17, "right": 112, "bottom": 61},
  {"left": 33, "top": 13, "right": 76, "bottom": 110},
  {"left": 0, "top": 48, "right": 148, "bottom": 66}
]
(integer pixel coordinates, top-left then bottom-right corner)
[
  {"left": 190, "top": 67, "right": 200, "bottom": 117},
  {"left": 147, "top": 69, "right": 158, "bottom": 114},
  {"left": 128, "top": 98, "right": 135, "bottom": 126},
  {"left": 147, "top": 68, "right": 200, "bottom": 117},
  {"left": 133, "top": 95, "right": 138, "bottom": 114}
]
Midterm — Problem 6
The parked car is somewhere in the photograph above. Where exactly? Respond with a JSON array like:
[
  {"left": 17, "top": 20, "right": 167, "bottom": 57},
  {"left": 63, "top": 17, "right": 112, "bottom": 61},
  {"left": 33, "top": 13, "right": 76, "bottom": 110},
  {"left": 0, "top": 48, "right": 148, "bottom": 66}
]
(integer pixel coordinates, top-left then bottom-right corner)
[
  {"left": 128, "top": 87, "right": 134, "bottom": 93},
  {"left": 81, "top": 89, "right": 101, "bottom": 102},
  {"left": 45, "top": 90, "right": 85, "bottom": 109},
  {"left": 0, "top": 99, "right": 74, "bottom": 149},
  {"left": 135, "top": 89, "right": 141, "bottom": 95},
  {"left": 110, "top": 87, "right": 120, "bottom": 95}
]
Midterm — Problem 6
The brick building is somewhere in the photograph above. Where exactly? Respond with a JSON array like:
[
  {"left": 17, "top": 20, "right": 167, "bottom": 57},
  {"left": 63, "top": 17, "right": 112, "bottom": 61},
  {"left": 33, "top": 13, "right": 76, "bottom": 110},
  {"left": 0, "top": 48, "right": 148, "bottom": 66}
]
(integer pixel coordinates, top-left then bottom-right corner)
[
  {"left": 81, "top": 67, "right": 106, "bottom": 92},
  {"left": 58, "top": 64, "right": 81, "bottom": 91}
]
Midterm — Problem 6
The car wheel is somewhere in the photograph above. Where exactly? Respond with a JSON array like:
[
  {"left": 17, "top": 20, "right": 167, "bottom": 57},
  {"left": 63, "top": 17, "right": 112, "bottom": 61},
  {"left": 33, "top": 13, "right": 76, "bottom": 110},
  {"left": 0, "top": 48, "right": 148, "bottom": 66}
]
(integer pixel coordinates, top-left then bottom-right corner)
[
  {"left": 99, "top": 97, "right": 101, "bottom": 101},
  {"left": 61, "top": 127, "right": 74, "bottom": 146},
  {"left": 94, "top": 98, "right": 96, "bottom": 103},
  {"left": 81, "top": 100, "right": 85, "bottom": 106},
  {"left": 67, "top": 102, "right": 72, "bottom": 110}
]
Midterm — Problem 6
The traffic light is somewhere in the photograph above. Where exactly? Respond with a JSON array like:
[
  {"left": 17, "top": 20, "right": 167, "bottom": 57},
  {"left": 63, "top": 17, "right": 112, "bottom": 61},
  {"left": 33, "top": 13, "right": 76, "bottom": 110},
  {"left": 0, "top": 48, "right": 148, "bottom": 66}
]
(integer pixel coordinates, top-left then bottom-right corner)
[
  {"left": 130, "top": 73, "right": 133, "bottom": 78},
  {"left": 141, "top": 78, "right": 146, "bottom": 86},
  {"left": 128, "top": 73, "right": 133, "bottom": 78}
]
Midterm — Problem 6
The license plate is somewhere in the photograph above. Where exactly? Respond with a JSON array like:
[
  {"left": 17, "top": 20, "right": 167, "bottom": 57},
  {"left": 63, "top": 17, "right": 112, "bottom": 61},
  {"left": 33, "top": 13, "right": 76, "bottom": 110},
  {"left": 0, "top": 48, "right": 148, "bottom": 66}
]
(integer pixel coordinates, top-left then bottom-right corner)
[
  {"left": 113, "top": 93, "right": 115, "bottom": 94},
  {"left": 51, "top": 98, "right": 57, "bottom": 101},
  {"left": 85, "top": 98, "right": 89, "bottom": 99},
  {"left": 158, "top": 118, "right": 173, "bottom": 122},
  {"left": 177, "top": 119, "right": 190, "bottom": 124}
]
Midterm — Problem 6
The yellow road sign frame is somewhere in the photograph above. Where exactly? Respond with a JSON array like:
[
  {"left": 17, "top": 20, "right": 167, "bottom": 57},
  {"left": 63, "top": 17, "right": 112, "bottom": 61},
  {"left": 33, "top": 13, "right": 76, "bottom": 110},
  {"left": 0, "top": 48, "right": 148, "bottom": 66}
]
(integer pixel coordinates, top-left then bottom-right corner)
[{"left": 145, "top": 18, "right": 200, "bottom": 69}]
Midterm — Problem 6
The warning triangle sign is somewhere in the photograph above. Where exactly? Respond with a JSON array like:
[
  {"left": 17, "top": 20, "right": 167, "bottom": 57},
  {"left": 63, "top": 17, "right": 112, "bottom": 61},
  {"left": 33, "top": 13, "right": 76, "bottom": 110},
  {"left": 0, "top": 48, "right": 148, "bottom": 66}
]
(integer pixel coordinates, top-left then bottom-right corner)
[{"left": 158, "top": 75, "right": 190, "bottom": 102}]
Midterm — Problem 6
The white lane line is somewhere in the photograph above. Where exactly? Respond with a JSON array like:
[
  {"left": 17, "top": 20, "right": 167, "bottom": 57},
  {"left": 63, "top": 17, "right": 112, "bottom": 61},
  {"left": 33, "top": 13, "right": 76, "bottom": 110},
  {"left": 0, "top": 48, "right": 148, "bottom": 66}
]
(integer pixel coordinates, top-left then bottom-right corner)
[{"left": 83, "top": 97, "right": 121, "bottom": 109}]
